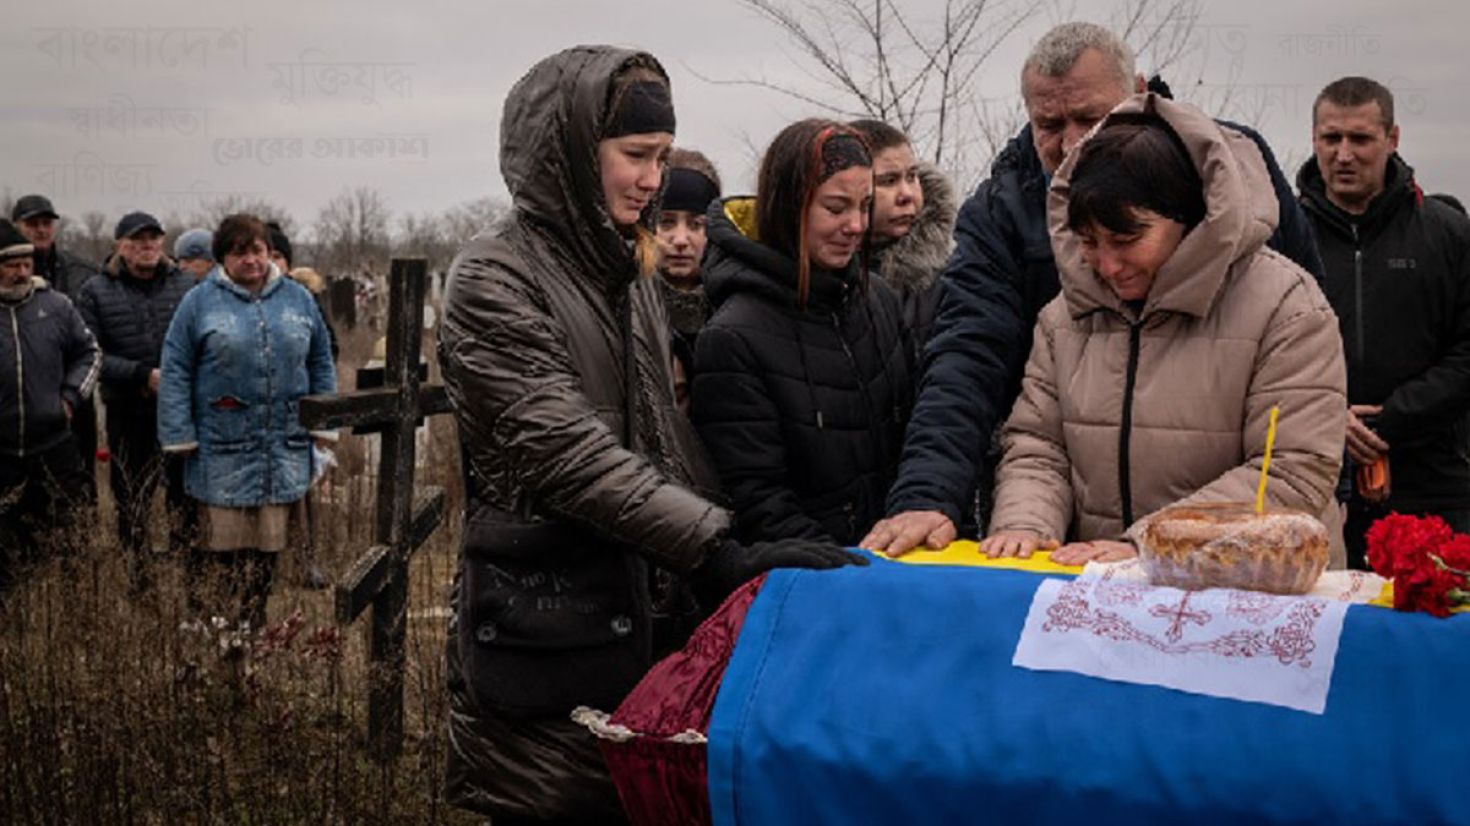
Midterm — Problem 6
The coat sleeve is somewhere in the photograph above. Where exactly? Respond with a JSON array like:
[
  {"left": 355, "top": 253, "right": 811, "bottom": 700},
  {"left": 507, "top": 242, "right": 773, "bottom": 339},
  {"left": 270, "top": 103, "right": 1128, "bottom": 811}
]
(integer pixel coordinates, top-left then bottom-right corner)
[
  {"left": 1375, "top": 220, "right": 1470, "bottom": 442},
  {"left": 1136, "top": 280, "right": 1346, "bottom": 529},
  {"left": 884, "top": 181, "right": 1030, "bottom": 526},
  {"left": 77, "top": 280, "right": 150, "bottom": 388},
  {"left": 691, "top": 322, "right": 834, "bottom": 544},
  {"left": 989, "top": 312, "right": 1073, "bottom": 541},
  {"left": 59, "top": 298, "right": 100, "bottom": 411},
  {"left": 157, "top": 290, "right": 199, "bottom": 452},
  {"left": 438, "top": 256, "right": 729, "bottom": 574},
  {"left": 1224, "top": 120, "right": 1326, "bottom": 283}
]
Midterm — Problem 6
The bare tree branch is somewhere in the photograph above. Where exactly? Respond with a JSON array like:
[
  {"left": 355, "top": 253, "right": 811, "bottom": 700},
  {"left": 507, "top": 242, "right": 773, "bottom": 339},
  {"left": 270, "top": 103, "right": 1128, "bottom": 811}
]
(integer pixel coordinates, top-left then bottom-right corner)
[
  {"left": 742, "top": 0, "right": 879, "bottom": 111},
  {"left": 1115, "top": 0, "right": 1205, "bottom": 79},
  {"left": 728, "top": 0, "right": 1044, "bottom": 168},
  {"left": 719, "top": 0, "right": 1225, "bottom": 182},
  {"left": 684, "top": 63, "right": 872, "bottom": 119}
]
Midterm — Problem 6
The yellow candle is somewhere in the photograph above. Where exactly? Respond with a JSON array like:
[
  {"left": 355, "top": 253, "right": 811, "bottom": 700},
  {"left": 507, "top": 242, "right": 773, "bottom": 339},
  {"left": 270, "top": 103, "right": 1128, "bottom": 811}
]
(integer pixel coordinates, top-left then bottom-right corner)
[{"left": 1255, "top": 405, "right": 1280, "bottom": 515}]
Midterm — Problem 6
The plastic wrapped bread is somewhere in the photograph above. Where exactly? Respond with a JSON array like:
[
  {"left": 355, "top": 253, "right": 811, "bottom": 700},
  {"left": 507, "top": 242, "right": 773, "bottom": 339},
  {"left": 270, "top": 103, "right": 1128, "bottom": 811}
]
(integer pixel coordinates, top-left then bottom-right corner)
[{"left": 1136, "top": 502, "right": 1329, "bottom": 595}]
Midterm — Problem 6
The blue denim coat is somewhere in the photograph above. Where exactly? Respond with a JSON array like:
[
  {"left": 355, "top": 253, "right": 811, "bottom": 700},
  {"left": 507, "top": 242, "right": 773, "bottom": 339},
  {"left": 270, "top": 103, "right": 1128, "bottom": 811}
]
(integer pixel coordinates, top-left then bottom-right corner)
[{"left": 158, "top": 266, "right": 336, "bottom": 507}]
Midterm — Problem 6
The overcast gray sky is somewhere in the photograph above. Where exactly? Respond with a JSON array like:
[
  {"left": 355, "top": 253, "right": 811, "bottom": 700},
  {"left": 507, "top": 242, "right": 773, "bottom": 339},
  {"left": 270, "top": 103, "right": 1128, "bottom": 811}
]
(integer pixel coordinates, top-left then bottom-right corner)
[{"left": 5, "top": 0, "right": 1467, "bottom": 238}]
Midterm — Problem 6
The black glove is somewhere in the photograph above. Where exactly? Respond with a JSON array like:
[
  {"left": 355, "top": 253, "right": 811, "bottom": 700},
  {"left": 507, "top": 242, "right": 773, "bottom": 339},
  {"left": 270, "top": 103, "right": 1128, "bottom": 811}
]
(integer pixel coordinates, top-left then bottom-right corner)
[{"left": 690, "top": 537, "right": 869, "bottom": 606}]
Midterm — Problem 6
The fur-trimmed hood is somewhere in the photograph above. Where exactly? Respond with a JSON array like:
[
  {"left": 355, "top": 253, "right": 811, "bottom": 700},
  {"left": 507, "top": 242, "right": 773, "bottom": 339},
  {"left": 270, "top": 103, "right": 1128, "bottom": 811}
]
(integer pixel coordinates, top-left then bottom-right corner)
[
  {"left": 102, "top": 252, "right": 179, "bottom": 279},
  {"left": 872, "top": 162, "right": 957, "bottom": 291},
  {"left": 0, "top": 275, "right": 47, "bottom": 304}
]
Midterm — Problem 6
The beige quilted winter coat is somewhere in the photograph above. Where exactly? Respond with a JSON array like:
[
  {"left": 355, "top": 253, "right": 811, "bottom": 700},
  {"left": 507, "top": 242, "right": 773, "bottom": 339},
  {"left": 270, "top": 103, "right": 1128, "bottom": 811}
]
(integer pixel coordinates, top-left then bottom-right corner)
[{"left": 990, "top": 94, "right": 1347, "bottom": 565}]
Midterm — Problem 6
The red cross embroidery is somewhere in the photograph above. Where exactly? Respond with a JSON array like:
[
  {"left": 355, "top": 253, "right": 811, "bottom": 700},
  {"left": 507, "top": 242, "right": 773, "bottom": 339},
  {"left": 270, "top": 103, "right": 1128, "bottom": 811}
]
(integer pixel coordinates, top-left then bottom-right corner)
[{"left": 1149, "top": 592, "right": 1212, "bottom": 643}]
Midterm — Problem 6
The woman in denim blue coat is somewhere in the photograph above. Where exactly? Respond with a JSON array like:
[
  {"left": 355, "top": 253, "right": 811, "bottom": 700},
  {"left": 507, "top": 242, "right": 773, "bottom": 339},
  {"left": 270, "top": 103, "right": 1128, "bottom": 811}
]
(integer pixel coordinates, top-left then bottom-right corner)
[{"left": 158, "top": 213, "right": 337, "bottom": 626}]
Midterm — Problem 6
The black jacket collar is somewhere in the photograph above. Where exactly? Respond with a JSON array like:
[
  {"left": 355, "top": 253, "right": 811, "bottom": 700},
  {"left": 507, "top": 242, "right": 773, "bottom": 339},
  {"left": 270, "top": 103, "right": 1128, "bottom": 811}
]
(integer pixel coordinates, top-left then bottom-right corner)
[{"left": 1298, "top": 153, "right": 1418, "bottom": 241}]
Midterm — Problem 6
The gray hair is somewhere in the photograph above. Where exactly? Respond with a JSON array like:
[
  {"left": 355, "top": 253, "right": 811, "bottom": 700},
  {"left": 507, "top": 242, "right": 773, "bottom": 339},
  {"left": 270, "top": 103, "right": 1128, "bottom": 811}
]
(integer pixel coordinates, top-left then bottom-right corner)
[{"left": 1022, "top": 22, "right": 1136, "bottom": 97}]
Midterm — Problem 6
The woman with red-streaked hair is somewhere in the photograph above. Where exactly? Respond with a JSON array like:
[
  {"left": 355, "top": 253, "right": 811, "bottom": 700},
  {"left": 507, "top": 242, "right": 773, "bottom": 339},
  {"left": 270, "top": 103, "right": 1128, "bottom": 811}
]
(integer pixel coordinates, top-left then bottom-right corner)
[{"left": 693, "top": 119, "right": 914, "bottom": 545}]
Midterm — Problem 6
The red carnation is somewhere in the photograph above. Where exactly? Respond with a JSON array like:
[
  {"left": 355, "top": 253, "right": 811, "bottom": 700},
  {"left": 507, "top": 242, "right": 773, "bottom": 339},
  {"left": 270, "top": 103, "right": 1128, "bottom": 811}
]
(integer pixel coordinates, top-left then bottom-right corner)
[
  {"left": 1439, "top": 534, "right": 1470, "bottom": 570},
  {"left": 1367, "top": 513, "right": 1470, "bottom": 617},
  {"left": 1365, "top": 513, "right": 1453, "bottom": 579},
  {"left": 1394, "top": 555, "right": 1461, "bottom": 617}
]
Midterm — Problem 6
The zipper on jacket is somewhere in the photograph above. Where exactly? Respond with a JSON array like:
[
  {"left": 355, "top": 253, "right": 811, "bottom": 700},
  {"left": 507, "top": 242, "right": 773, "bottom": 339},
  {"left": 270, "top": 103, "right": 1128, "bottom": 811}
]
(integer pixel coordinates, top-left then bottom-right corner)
[
  {"left": 1351, "top": 224, "right": 1364, "bottom": 368},
  {"left": 791, "top": 317, "right": 825, "bottom": 429},
  {"left": 8, "top": 306, "right": 21, "bottom": 453},
  {"left": 1118, "top": 322, "right": 1143, "bottom": 527},
  {"left": 830, "top": 310, "right": 877, "bottom": 430},
  {"left": 258, "top": 295, "right": 273, "bottom": 502}
]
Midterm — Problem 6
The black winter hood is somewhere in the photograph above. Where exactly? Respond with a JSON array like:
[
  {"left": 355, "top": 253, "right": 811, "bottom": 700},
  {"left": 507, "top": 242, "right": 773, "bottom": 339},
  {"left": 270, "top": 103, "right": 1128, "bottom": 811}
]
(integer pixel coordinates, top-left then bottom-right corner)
[{"left": 499, "top": 45, "right": 671, "bottom": 291}]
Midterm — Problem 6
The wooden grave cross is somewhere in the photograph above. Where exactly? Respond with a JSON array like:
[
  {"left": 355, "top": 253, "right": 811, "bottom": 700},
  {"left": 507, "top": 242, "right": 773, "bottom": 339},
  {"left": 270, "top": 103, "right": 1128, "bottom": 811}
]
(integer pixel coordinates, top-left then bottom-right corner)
[{"left": 299, "top": 258, "right": 453, "bottom": 757}]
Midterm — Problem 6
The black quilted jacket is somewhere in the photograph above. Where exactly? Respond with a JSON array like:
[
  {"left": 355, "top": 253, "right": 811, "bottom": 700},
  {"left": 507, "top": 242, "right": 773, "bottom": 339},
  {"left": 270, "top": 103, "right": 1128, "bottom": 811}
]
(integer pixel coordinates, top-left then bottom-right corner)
[
  {"left": 693, "top": 196, "right": 914, "bottom": 545},
  {"left": 75, "top": 255, "right": 192, "bottom": 403}
]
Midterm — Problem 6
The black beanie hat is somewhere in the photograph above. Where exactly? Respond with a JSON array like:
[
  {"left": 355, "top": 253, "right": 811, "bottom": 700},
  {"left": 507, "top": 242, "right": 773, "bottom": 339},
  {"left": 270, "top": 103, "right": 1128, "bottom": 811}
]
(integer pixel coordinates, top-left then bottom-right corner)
[
  {"left": 662, "top": 167, "right": 720, "bottom": 215},
  {"left": 0, "top": 220, "right": 35, "bottom": 261},
  {"left": 266, "top": 221, "right": 293, "bottom": 268}
]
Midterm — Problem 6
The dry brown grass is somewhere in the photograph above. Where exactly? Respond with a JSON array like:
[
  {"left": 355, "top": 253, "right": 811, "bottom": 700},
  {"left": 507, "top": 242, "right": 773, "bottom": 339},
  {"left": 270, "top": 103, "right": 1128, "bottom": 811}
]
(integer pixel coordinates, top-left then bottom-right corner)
[{"left": 0, "top": 321, "right": 477, "bottom": 825}]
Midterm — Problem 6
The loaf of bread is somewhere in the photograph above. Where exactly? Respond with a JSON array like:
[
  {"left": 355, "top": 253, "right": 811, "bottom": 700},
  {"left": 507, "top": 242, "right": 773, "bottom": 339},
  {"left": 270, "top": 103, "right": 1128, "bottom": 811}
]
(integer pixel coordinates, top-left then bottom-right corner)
[{"left": 1136, "top": 502, "right": 1329, "bottom": 595}]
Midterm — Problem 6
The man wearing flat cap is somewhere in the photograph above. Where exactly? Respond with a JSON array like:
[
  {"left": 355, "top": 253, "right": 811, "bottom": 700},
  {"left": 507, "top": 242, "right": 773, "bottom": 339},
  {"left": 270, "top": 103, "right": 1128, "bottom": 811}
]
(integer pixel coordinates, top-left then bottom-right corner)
[
  {"left": 12, "top": 194, "right": 100, "bottom": 299},
  {"left": 76, "top": 211, "right": 193, "bottom": 587}
]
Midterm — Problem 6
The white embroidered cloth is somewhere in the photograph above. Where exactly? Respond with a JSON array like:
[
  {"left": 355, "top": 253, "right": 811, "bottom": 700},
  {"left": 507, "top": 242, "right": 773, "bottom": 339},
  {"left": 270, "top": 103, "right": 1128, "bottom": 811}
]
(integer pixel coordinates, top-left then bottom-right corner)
[
  {"left": 1080, "top": 558, "right": 1388, "bottom": 603},
  {"left": 1013, "top": 576, "right": 1350, "bottom": 713}
]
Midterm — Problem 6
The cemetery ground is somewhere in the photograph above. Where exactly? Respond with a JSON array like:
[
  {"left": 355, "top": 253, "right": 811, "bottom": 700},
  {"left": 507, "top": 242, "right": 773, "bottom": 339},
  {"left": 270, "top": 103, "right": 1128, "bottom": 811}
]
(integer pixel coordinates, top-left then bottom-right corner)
[{"left": 0, "top": 324, "right": 479, "bottom": 824}]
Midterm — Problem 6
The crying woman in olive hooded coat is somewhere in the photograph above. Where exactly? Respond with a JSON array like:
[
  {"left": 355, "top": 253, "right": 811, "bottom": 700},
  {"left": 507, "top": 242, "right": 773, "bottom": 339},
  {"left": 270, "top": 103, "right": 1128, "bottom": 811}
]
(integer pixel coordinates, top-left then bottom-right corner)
[{"left": 438, "top": 46, "right": 863, "bottom": 822}]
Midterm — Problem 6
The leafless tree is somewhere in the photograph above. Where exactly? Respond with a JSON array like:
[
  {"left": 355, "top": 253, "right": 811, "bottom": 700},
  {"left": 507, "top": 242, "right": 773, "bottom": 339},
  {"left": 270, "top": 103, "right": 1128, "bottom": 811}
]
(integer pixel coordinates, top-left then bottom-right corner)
[
  {"left": 394, "top": 212, "right": 453, "bottom": 273},
  {"left": 441, "top": 197, "right": 507, "bottom": 248},
  {"left": 1102, "top": 0, "right": 1245, "bottom": 119},
  {"left": 314, "top": 186, "right": 391, "bottom": 274},
  {"left": 184, "top": 194, "right": 299, "bottom": 238},
  {"left": 706, "top": 0, "right": 1042, "bottom": 184},
  {"left": 395, "top": 212, "right": 445, "bottom": 250},
  {"left": 715, "top": 0, "right": 1209, "bottom": 188},
  {"left": 62, "top": 210, "right": 115, "bottom": 265},
  {"left": 386, "top": 197, "right": 509, "bottom": 275}
]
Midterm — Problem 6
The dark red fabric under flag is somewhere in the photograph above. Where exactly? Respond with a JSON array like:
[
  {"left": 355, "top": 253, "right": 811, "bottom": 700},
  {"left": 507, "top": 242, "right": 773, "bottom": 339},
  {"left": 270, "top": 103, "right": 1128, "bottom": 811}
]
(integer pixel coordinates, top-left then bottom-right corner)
[{"left": 582, "top": 575, "right": 766, "bottom": 826}]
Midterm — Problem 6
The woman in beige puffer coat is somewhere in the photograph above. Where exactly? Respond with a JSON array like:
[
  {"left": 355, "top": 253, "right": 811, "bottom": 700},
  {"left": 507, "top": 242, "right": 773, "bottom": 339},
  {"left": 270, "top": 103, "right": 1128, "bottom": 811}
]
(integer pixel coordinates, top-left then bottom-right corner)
[{"left": 983, "top": 94, "right": 1347, "bottom": 567}]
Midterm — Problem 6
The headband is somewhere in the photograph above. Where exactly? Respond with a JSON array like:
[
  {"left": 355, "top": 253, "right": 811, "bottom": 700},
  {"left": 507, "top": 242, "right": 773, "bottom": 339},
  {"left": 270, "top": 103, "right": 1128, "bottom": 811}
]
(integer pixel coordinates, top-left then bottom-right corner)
[
  {"left": 662, "top": 167, "right": 720, "bottom": 214},
  {"left": 818, "top": 132, "right": 871, "bottom": 182},
  {"left": 606, "top": 80, "right": 676, "bottom": 138}
]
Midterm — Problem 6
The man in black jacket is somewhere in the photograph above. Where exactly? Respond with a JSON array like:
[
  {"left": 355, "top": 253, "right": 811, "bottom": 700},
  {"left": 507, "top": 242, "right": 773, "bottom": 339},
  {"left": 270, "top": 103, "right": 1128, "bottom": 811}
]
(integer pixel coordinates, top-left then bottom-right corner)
[
  {"left": 14, "top": 194, "right": 103, "bottom": 497},
  {"left": 863, "top": 22, "right": 1326, "bottom": 555},
  {"left": 0, "top": 220, "right": 100, "bottom": 596},
  {"left": 76, "top": 211, "right": 194, "bottom": 585},
  {"left": 1298, "top": 76, "right": 1470, "bottom": 569},
  {"left": 13, "top": 194, "right": 100, "bottom": 299}
]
